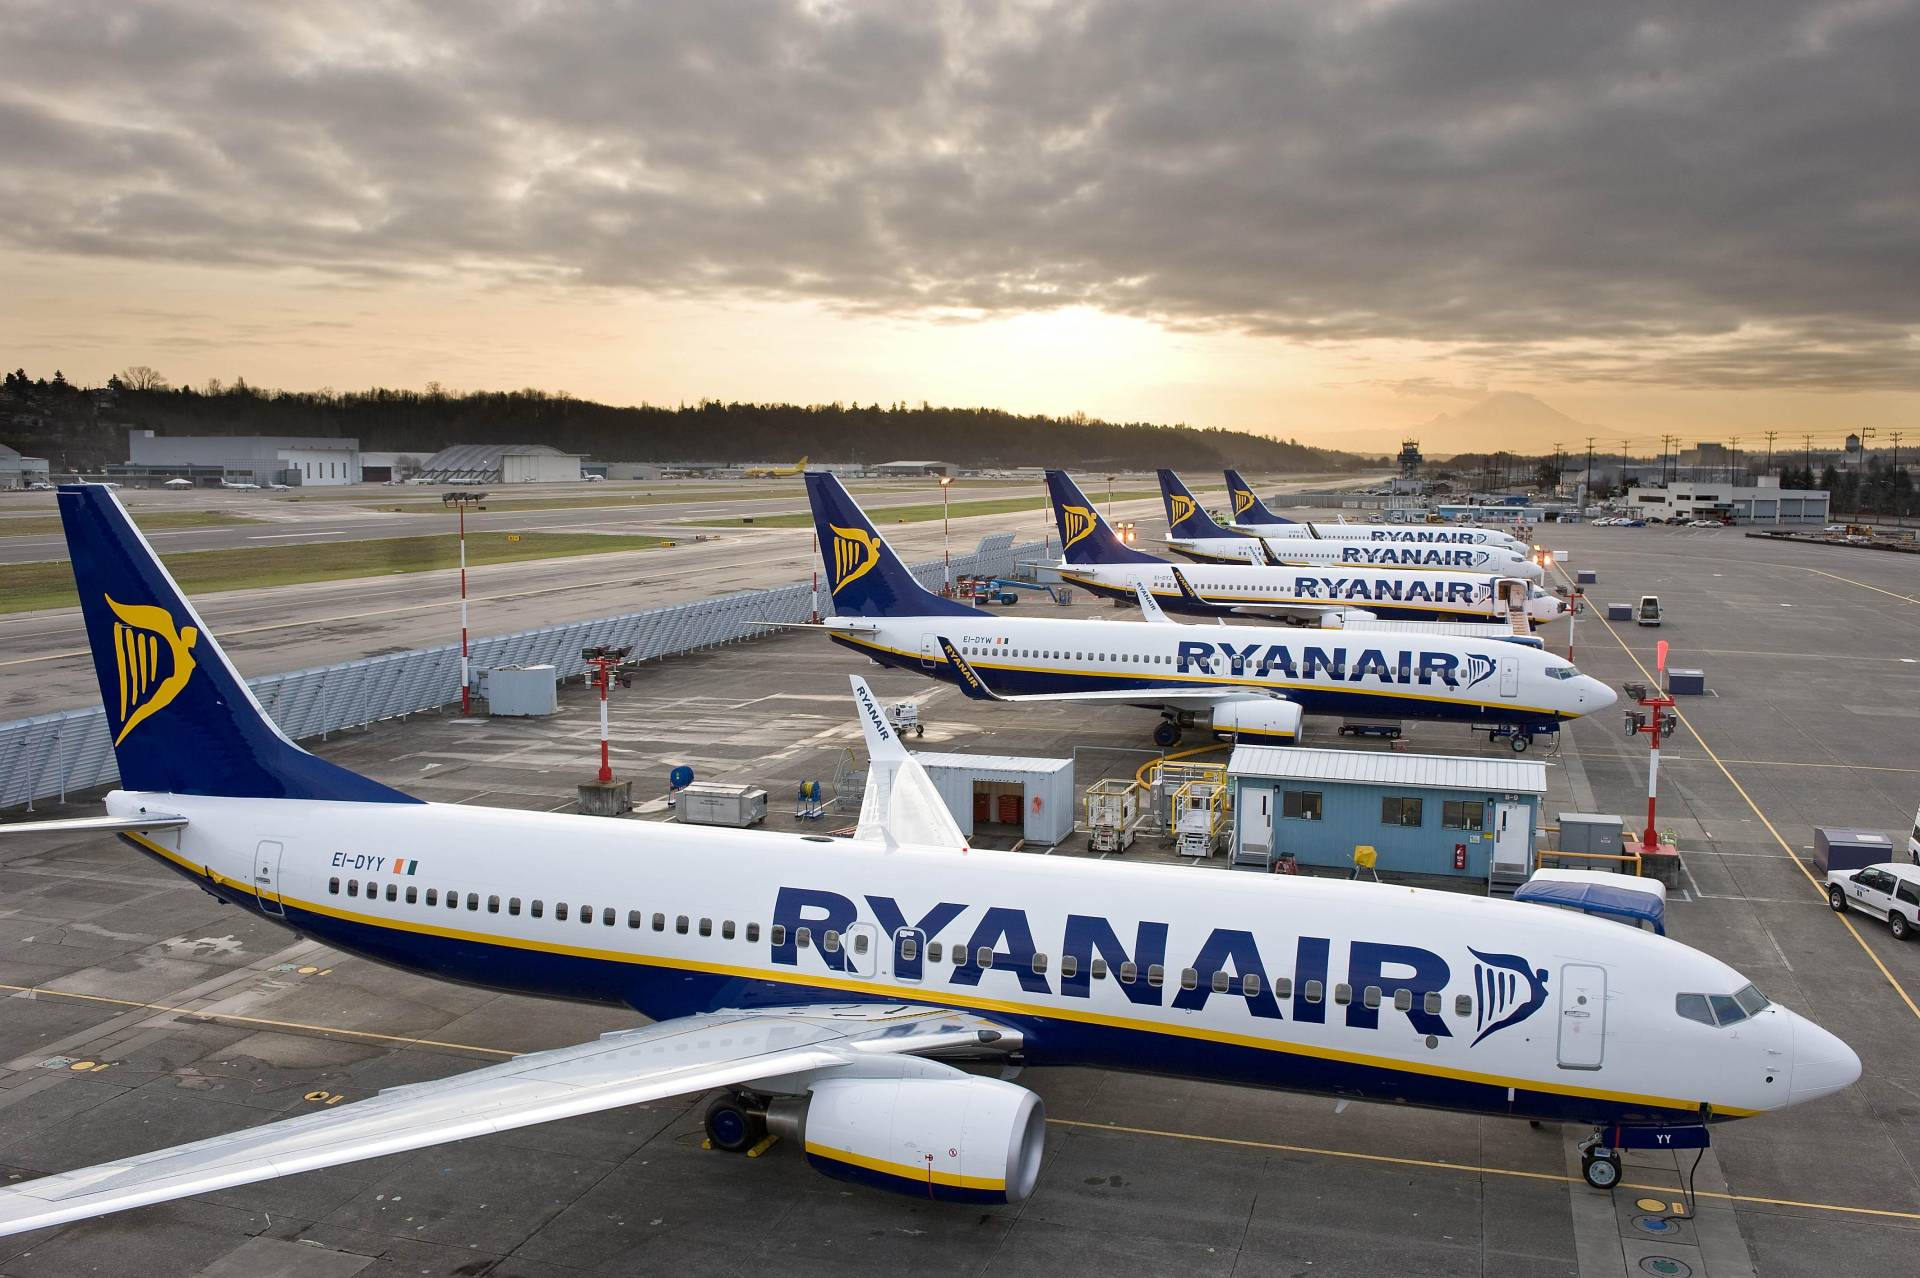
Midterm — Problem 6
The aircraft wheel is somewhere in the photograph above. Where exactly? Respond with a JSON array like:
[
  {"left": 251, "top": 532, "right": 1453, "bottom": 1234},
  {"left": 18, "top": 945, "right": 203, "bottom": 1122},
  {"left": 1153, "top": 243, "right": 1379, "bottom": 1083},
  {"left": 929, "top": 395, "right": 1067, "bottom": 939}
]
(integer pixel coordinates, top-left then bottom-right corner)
[
  {"left": 1509, "top": 733, "right": 1532, "bottom": 753},
  {"left": 1581, "top": 1148, "right": 1621, "bottom": 1190},
  {"left": 704, "top": 1094, "right": 766, "bottom": 1153},
  {"left": 1153, "top": 720, "right": 1181, "bottom": 748},
  {"left": 1829, "top": 886, "right": 1848, "bottom": 914}
]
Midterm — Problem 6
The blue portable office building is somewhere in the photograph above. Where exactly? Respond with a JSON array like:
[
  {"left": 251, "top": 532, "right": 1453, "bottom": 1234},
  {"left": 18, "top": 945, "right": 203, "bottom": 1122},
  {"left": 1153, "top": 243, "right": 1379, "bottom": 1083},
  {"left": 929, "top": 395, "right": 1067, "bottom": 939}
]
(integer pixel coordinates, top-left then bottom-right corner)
[{"left": 1228, "top": 746, "right": 1547, "bottom": 881}]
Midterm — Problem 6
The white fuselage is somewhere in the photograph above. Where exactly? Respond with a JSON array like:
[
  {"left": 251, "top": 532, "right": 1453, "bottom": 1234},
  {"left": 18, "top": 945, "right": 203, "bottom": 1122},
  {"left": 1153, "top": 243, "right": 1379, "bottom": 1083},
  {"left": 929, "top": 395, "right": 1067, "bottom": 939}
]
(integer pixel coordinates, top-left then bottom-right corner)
[
  {"left": 829, "top": 611, "right": 1609, "bottom": 727},
  {"left": 1231, "top": 521, "right": 1527, "bottom": 550},
  {"left": 1167, "top": 534, "right": 1544, "bottom": 581},
  {"left": 111, "top": 788, "right": 1850, "bottom": 1127},
  {"left": 1058, "top": 561, "right": 1565, "bottom": 626}
]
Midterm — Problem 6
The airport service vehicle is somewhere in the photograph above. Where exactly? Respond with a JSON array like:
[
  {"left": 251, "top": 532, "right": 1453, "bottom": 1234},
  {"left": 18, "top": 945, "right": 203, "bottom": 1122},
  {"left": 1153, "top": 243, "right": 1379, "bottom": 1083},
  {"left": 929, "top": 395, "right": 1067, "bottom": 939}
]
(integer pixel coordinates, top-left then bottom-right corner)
[
  {"left": 0, "top": 485, "right": 1861, "bottom": 1231},
  {"left": 1215, "top": 468, "right": 1528, "bottom": 549},
  {"left": 808, "top": 473, "right": 1603, "bottom": 749},
  {"left": 1050, "top": 471, "right": 1564, "bottom": 628},
  {"left": 1909, "top": 806, "right": 1920, "bottom": 864},
  {"left": 1826, "top": 863, "right": 1920, "bottom": 941},
  {"left": 1636, "top": 596, "right": 1663, "bottom": 627}
]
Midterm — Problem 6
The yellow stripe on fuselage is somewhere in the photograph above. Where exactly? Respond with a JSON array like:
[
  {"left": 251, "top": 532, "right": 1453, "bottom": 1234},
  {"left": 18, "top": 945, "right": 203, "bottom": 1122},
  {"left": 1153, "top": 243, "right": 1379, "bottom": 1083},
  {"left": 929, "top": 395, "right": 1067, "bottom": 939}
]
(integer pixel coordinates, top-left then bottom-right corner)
[
  {"left": 117, "top": 833, "right": 1741, "bottom": 1116},
  {"left": 828, "top": 633, "right": 1566, "bottom": 720}
]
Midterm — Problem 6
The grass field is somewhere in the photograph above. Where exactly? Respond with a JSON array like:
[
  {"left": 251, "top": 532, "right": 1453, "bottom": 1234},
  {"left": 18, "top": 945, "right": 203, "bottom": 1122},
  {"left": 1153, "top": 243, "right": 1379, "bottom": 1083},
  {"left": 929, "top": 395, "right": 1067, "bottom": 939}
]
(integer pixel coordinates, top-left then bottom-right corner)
[
  {"left": 680, "top": 489, "right": 1164, "bottom": 528},
  {"left": 0, "top": 510, "right": 263, "bottom": 537},
  {"left": 366, "top": 489, "right": 773, "bottom": 514},
  {"left": 0, "top": 531, "right": 668, "bottom": 614}
]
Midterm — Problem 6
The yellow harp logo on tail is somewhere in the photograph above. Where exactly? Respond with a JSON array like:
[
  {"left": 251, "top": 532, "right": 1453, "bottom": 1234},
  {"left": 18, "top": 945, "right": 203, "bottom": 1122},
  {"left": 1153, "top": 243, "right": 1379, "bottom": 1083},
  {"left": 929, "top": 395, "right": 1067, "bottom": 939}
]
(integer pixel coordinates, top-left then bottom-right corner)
[
  {"left": 1061, "top": 505, "right": 1098, "bottom": 551},
  {"left": 829, "top": 524, "right": 882, "bottom": 594},
  {"left": 1168, "top": 493, "right": 1196, "bottom": 528},
  {"left": 1232, "top": 487, "right": 1255, "bottom": 517},
  {"left": 106, "top": 595, "right": 199, "bottom": 745}
]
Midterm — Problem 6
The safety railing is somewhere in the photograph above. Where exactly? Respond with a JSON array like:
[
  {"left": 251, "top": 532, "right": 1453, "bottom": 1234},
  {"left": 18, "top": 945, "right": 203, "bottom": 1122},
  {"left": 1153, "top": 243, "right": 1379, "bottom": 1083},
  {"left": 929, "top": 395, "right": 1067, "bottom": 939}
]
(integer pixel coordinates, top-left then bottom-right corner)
[{"left": 0, "top": 534, "right": 1039, "bottom": 810}]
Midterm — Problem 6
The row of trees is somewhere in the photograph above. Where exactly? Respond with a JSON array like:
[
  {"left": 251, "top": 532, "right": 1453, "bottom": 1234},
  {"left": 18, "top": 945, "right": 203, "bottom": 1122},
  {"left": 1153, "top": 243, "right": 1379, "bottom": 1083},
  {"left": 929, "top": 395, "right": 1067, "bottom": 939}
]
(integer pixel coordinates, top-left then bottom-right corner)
[{"left": 3, "top": 366, "right": 1380, "bottom": 473}]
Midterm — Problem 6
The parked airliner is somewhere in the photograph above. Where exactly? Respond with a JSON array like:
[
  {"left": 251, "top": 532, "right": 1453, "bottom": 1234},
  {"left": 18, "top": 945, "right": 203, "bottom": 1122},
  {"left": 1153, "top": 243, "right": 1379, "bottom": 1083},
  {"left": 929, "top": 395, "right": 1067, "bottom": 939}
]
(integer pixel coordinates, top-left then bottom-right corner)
[
  {"left": 810, "top": 473, "right": 1594, "bottom": 748},
  {"left": 1205, "top": 469, "right": 1528, "bottom": 548},
  {"left": 0, "top": 486, "right": 1862, "bottom": 1233},
  {"left": 1054, "top": 472, "right": 1562, "bottom": 627}
]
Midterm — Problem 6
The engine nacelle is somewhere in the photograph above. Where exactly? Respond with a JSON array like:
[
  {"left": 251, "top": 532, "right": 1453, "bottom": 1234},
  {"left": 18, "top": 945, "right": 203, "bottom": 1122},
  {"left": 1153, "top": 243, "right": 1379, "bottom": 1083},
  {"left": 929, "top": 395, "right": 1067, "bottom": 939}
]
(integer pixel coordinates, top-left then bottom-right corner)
[
  {"left": 792, "top": 1075, "right": 1045, "bottom": 1204},
  {"left": 1315, "top": 608, "right": 1377, "bottom": 629},
  {"left": 1209, "top": 698, "right": 1303, "bottom": 744}
]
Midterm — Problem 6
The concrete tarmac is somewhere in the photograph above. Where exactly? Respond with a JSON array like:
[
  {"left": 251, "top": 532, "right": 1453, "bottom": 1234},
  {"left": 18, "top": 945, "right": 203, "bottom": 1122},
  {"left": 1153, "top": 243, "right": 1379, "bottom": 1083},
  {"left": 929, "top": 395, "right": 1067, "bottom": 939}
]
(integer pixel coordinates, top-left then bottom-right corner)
[{"left": 3, "top": 518, "right": 1920, "bottom": 1274}]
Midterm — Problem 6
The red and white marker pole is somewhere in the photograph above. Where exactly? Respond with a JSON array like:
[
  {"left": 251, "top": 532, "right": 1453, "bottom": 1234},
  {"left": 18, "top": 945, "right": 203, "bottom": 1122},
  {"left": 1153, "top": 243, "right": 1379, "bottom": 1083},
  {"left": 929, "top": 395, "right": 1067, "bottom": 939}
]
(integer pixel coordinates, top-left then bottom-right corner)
[
  {"left": 595, "top": 661, "right": 613, "bottom": 784},
  {"left": 1639, "top": 639, "right": 1673, "bottom": 848}
]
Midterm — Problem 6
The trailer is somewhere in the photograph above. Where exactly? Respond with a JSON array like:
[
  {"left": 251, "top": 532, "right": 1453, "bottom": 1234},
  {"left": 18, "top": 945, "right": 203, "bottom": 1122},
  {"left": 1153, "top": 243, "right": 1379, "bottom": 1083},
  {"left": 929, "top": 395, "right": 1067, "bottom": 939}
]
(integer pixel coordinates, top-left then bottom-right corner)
[{"left": 1338, "top": 719, "right": 1404, "bottom": 741}]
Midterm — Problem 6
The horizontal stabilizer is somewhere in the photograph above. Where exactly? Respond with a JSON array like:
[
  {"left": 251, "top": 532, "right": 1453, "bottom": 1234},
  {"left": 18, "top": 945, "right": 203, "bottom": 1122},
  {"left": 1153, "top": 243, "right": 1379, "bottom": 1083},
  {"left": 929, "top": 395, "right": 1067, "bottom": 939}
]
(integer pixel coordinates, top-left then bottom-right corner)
[{"left": 0, "top": 814, "right": 188, "bottom": 837}]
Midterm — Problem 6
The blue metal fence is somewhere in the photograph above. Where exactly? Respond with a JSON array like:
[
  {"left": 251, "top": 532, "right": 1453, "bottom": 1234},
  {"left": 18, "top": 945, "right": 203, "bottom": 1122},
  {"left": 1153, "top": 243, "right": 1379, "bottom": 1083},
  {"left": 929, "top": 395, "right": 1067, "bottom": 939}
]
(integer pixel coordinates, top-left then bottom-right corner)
[{"left": 0, "top": 535, "right": 1035, "bottom": 809}]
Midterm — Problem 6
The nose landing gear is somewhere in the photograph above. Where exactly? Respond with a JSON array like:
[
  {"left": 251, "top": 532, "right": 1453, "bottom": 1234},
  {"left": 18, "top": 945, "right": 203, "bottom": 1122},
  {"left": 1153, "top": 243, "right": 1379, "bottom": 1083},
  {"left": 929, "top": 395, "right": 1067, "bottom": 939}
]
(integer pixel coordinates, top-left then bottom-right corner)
[{"left": 1579, "top": 1134, "right": 1622, "bottom": 1189}]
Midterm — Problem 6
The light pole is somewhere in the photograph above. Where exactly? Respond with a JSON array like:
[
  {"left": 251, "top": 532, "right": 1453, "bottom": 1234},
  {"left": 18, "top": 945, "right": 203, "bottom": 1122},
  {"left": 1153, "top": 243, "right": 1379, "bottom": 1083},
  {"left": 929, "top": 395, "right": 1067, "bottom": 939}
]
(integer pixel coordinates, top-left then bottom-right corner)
[
  {"left": 939, "top": 474, "right": 953, "bottom": 595},
  {"left": 442, "top": 491, "right": 489, "bottom": 715},
  {"left": 1106, "top": 474, "right": 1115, "bottom": 518}
]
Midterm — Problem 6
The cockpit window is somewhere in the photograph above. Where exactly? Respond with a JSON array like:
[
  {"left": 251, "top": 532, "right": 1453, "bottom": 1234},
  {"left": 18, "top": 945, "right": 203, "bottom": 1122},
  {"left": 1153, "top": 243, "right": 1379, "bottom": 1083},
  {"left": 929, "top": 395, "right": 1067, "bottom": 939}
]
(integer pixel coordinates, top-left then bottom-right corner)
[
  {"left": 1545, "top": 666, "right": 1580, "bottom": 681},
  {"left": 1677, "top": 984, "right": 1768, "bottom": 1027},
  {"left": 1675, "top": 993, "right": 1714, "bottom": 1026}
]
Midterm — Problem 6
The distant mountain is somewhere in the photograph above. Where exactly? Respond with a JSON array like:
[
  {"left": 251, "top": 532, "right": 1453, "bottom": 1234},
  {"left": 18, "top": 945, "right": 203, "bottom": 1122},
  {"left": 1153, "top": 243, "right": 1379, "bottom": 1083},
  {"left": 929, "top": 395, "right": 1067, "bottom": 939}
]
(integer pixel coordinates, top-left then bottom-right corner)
[{"left": 1310, "top": 392, "right": 1599, "bottom": 456}]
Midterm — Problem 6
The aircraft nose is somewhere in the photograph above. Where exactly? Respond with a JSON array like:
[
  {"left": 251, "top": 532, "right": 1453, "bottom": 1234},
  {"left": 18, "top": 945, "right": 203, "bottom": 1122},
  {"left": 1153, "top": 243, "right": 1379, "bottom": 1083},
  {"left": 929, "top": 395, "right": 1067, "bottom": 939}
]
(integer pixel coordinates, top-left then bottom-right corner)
[
  {"left": 1580, "top": 677, "right": 1617, "bottom": 709},
  {"left": 1789, "top": 1011, "right": 1862, "bottom": 1106}
]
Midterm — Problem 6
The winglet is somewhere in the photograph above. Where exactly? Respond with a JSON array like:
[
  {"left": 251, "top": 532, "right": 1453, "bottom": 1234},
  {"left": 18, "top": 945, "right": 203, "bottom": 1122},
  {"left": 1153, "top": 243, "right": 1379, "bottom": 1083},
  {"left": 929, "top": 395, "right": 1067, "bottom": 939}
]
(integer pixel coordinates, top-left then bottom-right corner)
[
  {"left": 935, "top": 637, "right": 1006, "bottom": 701},
  {"left": 1132, "top": 583, "right": 1173, "bottom": 625},
  {"left": 849, "top": 676, "right": 967, "bottom": 851},
  {"left": 1168, "top": 565, "right": 1207, "bottom": 607}
]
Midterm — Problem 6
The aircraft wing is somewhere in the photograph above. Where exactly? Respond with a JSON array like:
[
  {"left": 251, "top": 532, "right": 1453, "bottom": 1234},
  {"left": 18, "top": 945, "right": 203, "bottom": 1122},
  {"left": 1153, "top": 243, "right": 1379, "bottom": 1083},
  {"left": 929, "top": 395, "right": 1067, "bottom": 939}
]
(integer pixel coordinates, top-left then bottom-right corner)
[{"left": 0, "top": 1002, "right": 1015, "bottom": 1238}]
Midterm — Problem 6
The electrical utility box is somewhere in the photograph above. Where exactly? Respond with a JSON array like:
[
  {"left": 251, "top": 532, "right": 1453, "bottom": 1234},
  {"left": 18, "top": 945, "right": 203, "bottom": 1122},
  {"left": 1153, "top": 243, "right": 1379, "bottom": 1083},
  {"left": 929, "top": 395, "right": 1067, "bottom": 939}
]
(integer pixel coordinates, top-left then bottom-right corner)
[{"left": 484, "top": 664, "right": 558, "bottom": 716}]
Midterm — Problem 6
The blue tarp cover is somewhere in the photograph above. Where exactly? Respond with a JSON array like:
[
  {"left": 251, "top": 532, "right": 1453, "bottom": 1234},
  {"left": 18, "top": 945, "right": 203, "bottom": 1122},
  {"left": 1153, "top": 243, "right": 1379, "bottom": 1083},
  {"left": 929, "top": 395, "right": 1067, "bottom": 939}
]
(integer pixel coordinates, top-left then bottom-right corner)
[{"left": 1514, "top": 878, "right": 1666, "bottom": 934}]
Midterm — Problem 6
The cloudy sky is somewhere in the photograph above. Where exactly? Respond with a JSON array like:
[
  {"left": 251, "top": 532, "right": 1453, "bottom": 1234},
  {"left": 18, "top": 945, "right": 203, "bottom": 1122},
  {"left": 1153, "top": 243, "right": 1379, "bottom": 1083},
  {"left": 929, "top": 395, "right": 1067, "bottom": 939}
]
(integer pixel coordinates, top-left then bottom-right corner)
[{"left": 2, "top": 0, "right": 1915, "bottom": 449}]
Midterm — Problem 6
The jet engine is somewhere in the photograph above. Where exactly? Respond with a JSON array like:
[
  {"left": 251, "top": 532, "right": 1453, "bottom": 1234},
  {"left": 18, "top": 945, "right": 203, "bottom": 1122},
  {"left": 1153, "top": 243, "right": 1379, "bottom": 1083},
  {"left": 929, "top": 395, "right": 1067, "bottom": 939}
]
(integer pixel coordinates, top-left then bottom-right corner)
[
  {"left": 770, "top": 1074, "right": 1045, "bottom": 1204},
  {"left": 1209, "top": 698, "right": 1304, "bottom": 743},
  {"left": 1313, "top": 608, "right": 1378, "bottom": 629}
]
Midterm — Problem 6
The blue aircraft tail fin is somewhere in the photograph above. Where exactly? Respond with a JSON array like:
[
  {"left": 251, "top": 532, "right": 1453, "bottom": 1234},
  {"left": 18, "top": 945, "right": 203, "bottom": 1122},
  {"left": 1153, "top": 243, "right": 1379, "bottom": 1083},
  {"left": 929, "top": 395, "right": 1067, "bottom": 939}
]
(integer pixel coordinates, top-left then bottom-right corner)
[
  {"left": 1223, "top": 469, "right": 1294, "bottom": 526},
  {"left": 1157, "top": 470, "right": 1242, "bottom": 541},
  {"left": 58, "top": 485, "right": 419, "bottom": 803},
  {"left": 804, "top": 473, "right": 983, "bottom": 618},
  {"left": 1044, "top": 470, "right": 1162, "bottom": 565}
]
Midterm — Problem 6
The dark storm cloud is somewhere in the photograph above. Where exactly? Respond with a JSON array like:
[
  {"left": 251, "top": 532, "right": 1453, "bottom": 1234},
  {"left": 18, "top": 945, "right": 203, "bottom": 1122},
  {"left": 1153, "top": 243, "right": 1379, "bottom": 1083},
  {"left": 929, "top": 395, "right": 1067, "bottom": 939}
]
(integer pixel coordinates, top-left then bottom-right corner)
[{"left": 2, "top": 0, "right": 1915, "bottom": 389}]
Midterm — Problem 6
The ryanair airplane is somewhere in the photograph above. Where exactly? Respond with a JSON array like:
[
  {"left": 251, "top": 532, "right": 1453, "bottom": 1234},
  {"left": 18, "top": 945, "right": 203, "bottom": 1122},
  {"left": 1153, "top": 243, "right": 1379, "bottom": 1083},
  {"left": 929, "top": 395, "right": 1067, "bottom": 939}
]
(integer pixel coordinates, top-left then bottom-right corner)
[
  {"left": 0, "top": 487, "right": 1861, "bottom": 1234},
  {"left": 811, "top": 473, "right": 1595, "bottom": 748},
  {"left": 1212, "top": 468, "right": 1529, "bottom": 549},
  {"left": 1170, "top": 469, "right": 1543, "bottom": 579},
  {"left": 1065, "top": 472, "right": 1562, "bottom": 626}
]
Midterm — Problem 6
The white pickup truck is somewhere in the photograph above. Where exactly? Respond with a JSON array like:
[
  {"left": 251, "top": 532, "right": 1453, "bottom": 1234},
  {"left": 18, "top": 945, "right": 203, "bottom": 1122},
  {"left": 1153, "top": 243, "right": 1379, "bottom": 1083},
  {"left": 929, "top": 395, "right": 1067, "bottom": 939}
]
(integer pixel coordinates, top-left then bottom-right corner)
[{"left": 1827, "top": 862, "right": 1920, "bottom": 941}]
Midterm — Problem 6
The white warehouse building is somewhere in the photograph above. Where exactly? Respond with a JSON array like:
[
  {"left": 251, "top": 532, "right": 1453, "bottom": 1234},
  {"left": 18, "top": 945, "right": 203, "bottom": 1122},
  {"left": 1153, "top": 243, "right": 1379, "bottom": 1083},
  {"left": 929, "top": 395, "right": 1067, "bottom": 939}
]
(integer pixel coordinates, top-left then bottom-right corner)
[
  {"left": 414, "top": 444, "right": 583, "bottom": 484},
  {"left": 123, "top": 430, "right": 360, "bottom": 486},
  {"left": 1628, "top": 477, "right": 1830, "bottom": 524}
]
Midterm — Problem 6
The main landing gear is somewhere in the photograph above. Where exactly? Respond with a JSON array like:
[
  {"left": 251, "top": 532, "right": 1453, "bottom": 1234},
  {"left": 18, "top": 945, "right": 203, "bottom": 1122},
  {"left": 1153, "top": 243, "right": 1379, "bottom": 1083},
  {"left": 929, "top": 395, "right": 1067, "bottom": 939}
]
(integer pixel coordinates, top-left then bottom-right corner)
[
  {"left": 1578, "top": 1132, "right": 1622, "bottom": 1190},
  {"left": 703, "top": 1091, "right": 769, "bottom": 1154}
]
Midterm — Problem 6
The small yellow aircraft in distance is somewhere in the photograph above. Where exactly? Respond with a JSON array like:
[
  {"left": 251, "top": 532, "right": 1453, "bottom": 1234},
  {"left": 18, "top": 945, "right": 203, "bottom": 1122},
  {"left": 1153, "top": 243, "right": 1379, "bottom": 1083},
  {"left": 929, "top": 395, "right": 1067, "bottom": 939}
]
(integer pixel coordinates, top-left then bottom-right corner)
[{"left": 744, "top": 456, "right": 808, "bottom": 478}]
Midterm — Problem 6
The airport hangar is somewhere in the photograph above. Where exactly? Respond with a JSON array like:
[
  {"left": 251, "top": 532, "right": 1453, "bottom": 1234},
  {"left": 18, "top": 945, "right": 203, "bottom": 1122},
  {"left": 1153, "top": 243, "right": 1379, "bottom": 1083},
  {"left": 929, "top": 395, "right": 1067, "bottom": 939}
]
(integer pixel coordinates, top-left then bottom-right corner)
[{"left": 0, "top": 505, "right": 1917, "bottom": 1275}]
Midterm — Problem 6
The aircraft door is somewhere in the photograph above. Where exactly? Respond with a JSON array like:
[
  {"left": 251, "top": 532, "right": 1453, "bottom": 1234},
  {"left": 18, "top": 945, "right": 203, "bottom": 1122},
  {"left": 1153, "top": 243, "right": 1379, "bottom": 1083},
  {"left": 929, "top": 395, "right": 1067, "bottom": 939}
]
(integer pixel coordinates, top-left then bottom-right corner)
[
  {"left": 920, "top": 633, "right": 938, "bottom": 669},
  {"left": 1498, "top": 655, "right": 1519, "bottom": 698},
  {"left": 892, "top": 927, "right": 927, "bottom": 982},
  {"left": 844, "top": 922, "right": 879, "bottom": 977},
  {"left": 1557, "top": 963, "right": 1607, "bottom": 1070},
  {"left": 253, "top": 840, "right": 285, "bottom": 917}
]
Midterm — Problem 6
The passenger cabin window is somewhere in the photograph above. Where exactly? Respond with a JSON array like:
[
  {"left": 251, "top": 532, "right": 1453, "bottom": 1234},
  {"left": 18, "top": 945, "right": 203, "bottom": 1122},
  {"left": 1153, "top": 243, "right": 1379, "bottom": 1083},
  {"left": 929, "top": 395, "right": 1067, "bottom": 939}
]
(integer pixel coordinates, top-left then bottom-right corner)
[
  {"left": 676, "top": 915, "right": 690, "bottom": 935},
  {"left": 530, "top": 899, "right": 543, "bottom": 918},
  {"left": 1334, "top": 983, "right": 1353, "bottom": 1005},
  {"left": 487, "top": 895, "right": 499, "bottom": 913},
  {"left": 1060, "top": 955, "right": 1079, "bottom": 979},
  {"left": 581, "top": 904, "right": 595, "bottom": 925},
  {"left": 722, "top": 920, "right": 736, "bottom": 940},
  {"left": 1363, "top": 986, "right": 1382, "bottom": 1009},
  {"left": 385, "top": 884, "right": 398, "bottom": 902},
  {"left": 329, "top": 877, "right": 340, "bottom": 895},
  {"left": 466, "top": 892, "right": 479, "bottom": 911},
  {"left": 746, "top": 923, "right": 761, "bottom": 942},
  {"left": 507, "top": 897, "right": 520, "bottom": 915},
  {"left": 926, "top": 940, "right": 943, "bottom": 963},
  {"left": 629, "top": 910, "right": 642, "bottom": 929},
  {"left": 1304, "top": 980, "right": 1324, "bottom": 1004},
  {"left": 1454, "top": 994, "right": 1473, "bottom": 1017},
  {"left": 653, "top": 913, "right": 666, "bottom": 931},
  {"left": 556, "top": 903, "right": 569, "bottom": 922},
  {"left": 1147, "top": 964, "right": 1165, "bottom": 988},
  {"left": 406, "top": 886, "right": 418, "bottom": 905},
  {"left": 426, "top": 888, "right": 439, "bottom": 906},
  {"left": 602, "top": 907, "right": 614, "bottom": 926},
  {"left": 770, "top": 924, "right": 787, "bottom": 946},
  {"left": 796, "top": 926, "right": 812, "bottom": 948},
  {"left": 347, "top": 880, "right": 359, "bottom": 897},
  {"left": 1090, "top": 958, "right": 1108, "bottom": 980}
]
